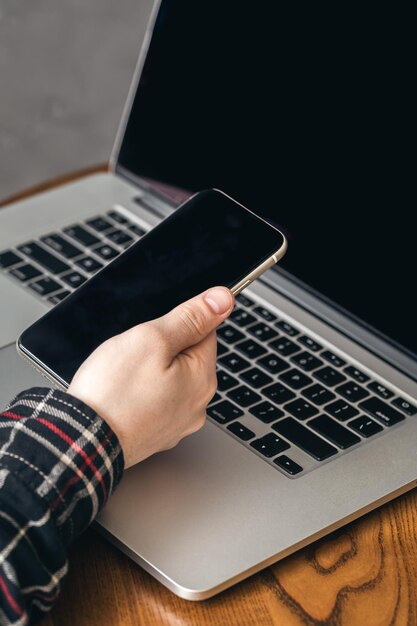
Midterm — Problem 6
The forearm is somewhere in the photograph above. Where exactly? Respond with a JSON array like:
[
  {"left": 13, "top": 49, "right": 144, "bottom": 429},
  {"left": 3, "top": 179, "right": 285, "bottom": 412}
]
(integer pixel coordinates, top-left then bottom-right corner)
[{"left": 0, "top": 387, "right": 124, "bottom": 625}]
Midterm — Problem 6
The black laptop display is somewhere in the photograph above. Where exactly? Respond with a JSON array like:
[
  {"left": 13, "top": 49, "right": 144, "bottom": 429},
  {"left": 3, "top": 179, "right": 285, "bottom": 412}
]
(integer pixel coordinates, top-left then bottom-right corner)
[{"left": 117, "top": 1, "right": 415, "bottom": 360}]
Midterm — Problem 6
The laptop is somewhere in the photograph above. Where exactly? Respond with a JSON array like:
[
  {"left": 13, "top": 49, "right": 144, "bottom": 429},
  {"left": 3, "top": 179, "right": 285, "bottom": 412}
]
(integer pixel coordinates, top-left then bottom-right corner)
[{"left": 1, "top": 0, "right": 416, "bottom": 600}]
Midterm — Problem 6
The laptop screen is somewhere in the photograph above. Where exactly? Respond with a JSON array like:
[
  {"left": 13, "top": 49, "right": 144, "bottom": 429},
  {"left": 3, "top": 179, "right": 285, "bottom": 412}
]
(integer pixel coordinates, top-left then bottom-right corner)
[{"left": 117, "top": 1, "right": 415, "bottom": 359}]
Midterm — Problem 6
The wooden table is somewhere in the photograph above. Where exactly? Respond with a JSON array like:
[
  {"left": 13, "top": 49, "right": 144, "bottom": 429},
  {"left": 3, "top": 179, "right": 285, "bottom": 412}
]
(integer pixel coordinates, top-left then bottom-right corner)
[{"left": 3, "top": 168, "right": 417, "bottom": 626}]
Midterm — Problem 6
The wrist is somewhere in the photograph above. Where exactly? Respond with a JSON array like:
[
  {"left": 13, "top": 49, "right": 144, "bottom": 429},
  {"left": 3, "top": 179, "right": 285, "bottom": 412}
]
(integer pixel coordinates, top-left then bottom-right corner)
[{"left": 67, "top": 383, "right": 134, "bottom": 467}]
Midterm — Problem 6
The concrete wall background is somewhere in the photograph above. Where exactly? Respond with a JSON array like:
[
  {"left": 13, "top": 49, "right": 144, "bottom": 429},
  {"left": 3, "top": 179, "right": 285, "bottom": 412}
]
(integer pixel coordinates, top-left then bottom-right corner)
[{"left": 0, "top": 0, "right": 154, "bottom": 199}]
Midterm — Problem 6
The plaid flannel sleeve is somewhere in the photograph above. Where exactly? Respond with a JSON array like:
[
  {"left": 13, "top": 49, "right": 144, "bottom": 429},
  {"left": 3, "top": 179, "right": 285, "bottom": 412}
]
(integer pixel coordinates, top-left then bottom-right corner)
[{"left": 0, "top": 386, "right": 124, "bottom": 626}]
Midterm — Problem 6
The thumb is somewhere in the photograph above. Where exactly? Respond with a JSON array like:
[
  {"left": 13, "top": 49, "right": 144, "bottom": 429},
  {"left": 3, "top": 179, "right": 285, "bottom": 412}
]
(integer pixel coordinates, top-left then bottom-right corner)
[{"left": 155, "top": 286, "right": 234, "bottom": 355}]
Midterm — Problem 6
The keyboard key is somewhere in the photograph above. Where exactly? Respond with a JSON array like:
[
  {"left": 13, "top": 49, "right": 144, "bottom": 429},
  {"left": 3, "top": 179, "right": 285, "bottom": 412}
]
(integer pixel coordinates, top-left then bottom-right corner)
[
  {"left": 336, "top": 381, "right": 369, "bottom": 402},
  {"left": 298, "top": 335, "right": 322, "bottom": 352},
  {"left": 86, "top": 216, "right": 113, "bottom": 232},
  {"left": 249, "top": 401, "right": 284, "bottom": 423},
  {"left": 217, "top": 324, "right": 245, "bottom": 344},
  {"left": 240, "top": 367, "right": 273, "bottom": 389},
  {"left": 9, "top": 263, "right": 42, "bottom": 282},
  {"left": 0, "top": 250, "right": 23, "bottom": 268},
  {"left": 236, "top": 338, "right": 267, "bottom": 359},
  {"left": 28, "top": 277, "right": 62, "bottom": 296},
  {"left": 18, "top": 242, "right": 70, "bottom": 274},
  {"left": 216, "top": 369, "right": 238, "bottom": 391},
  {"left": 207, "top": 400, "right": 243, "bottom": 424},
  {"left": 359, "top": 397, "right": 405, "bottom": 427},
  {"left": 61, "top": 271, "right": 87, "bottom": 289},
  {"left": 227, "top": 421, "right": 255, "bottom": 441},
  {"left": 75, "top": 257, "right": 104, "bottom": 273},
  {"left": 63, "top": 225, "right": 100, "bottom": 247},
  {"left": 248, "top": 322, "right": 278, "bottom": 342},
  {"left": 108, "top": 210, "right": 131, "bottom": 225},
  {"left": 41, "top": 234, "right": 82, "bottom": 259},
  {"left": 314, "top": 366, "right": 346, "bottom": 387},
  {"left": 276, "top": 320, "right": 299, "bottom": 336},
  {"left": 269, "top": 337, "right": 300, "bottom": 356},
  {"left": 236, "top": 293, "right": 254, "bottom": 307},
  {"left": 254, "top": 305, "right": 277, "bottom": 322},
  {"left": 349, "top": 415, "right": 383, "bottom": 437},
  {"left": 273, "top": 418, "right": 338, "bottom": 461},
  {"left": 308, "top": 415, "right": 360, "bottom": 449},
  {"left": 230, "top": 308, "right": 256, "bottom": 327},
  {"left": 279, "top": 368, "right": 312, "bottom": 390},
  {"left": 284, "top": 399, "right": 318, "bottom": 420},
  {"left": 93, "top": 243, "right": 119, "bottom": 261},
  {"left": 219, "top": 352, "right": 250, "bottom": 373},
  {"left": 256, "top": 353, "right": 289, "bottom": 374},
  {"left": 392, "top": 397, "right": 417, "bottom": 416},
  {"left": 325, "top": 399, "right": 359, "bottom": 421},
  {"left": 367, "top": 381, "right": 394, "bottom": 399},
  {"left": 290, "top": 351, "right": 323, "bottom": 371},
  {"left": 227, "top": 385, "right": 261, "bottom": 407},
  {"left": 128, "top": 224, "right": 147, "bottom": 236},
  {"left": 250, "top": 433, "right": 290, "bottom": 457},
  {"left": 263, "top": 382, "right": 295, "bottom": 404},
  {"left": 208, "top": 392, "right": 221, "bottom": 405},
  {"left": 302, "top": 384, "right": 335, "bottom": 405},
  {"left": 321, "top": 350, "right": 346, "bottom": 368},
  {"left": 274, "top": 455, "right": 303, "bottom": 475},
  {"left": 106, "top": 229, "right": 134, "bottom": 247},
  {"left": 344, "top": 366, "right": 370, "bottom": 383},
  {"left": 217, "top": 341, "right": 228, "bottom": 356},
  {"left": 48, "top": 290, "right": 70, "bottom": 304}
]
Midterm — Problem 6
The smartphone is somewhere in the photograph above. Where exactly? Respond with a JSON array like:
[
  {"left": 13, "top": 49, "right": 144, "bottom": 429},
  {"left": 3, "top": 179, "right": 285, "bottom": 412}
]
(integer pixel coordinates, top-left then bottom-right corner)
[{"left": 17, "top": 189, "right": 287, "bottom": 387}]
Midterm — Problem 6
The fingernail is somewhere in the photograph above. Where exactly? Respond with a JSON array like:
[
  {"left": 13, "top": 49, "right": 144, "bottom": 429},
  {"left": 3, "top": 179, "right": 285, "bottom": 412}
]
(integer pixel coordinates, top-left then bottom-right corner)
[{"left": 204, "top": 287, "right": 233, "bottom": 314}]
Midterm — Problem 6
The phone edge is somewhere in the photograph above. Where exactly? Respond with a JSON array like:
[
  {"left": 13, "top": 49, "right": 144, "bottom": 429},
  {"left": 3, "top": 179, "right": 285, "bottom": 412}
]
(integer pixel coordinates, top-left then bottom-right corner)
[
  {"left": 16, "top": 340, "right": 69, "bottom": 390},
  {"left": 230, "top": 235, "right": 288, "bottom": 296}
]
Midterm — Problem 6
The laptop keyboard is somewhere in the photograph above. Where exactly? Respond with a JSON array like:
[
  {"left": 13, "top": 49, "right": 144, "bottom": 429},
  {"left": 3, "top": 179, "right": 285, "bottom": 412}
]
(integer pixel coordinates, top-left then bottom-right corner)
[
  {"left": 0, "top": 209, "right": 147, "bottom": 303},
  {"left": 1, "top": 208, "right": 416, "bottom": 479},
  {"left": 209, "top": 293, "right": 416, "bottom": 477}
]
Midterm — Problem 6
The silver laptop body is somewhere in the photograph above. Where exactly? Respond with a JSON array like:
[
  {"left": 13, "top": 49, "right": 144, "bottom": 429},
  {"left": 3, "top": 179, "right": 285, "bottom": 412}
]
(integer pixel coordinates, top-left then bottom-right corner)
[{"left": 1, "top": 0, "right": 416, "bottom": 600}]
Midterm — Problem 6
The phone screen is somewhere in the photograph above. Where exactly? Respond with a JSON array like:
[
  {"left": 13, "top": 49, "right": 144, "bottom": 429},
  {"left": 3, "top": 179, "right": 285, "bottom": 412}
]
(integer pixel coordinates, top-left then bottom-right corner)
[{"left": 19, "top": 190, "right": 285, "bottom": 385}]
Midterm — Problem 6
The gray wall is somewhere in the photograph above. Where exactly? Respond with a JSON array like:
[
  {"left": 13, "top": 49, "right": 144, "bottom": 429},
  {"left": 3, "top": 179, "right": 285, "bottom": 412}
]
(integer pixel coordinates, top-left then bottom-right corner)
[{"left": 0, "top": 0, "right": 154, "bottom": 199}]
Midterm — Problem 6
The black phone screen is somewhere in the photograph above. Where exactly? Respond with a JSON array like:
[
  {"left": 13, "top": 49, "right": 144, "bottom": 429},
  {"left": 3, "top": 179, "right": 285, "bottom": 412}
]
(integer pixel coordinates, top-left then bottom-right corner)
[{"left": 19, "top": 190, "right": 285, "bottom": 385}]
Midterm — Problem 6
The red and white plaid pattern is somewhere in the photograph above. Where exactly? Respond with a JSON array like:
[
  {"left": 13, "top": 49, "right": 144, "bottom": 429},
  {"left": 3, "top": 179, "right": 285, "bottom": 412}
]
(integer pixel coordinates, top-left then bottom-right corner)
[{"left": 0, "top": 387, "right": 124, "bottom": 625}]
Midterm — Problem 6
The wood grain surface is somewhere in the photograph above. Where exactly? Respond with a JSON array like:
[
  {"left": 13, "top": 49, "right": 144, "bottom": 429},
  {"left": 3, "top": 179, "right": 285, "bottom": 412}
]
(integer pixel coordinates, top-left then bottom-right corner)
[
  {"left": 0, "top": 164, "right": 108, "bottom": 208},
  {"left": 3, "top": 170, "right": 417, "bottom": 626},
  {"left": 40, "top": 489, "right": 417, "bottom": 626}
]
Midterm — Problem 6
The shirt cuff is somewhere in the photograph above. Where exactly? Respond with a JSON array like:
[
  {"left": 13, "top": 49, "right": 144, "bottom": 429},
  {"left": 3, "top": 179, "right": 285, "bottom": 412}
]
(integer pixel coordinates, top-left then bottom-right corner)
[{"left": 2, "top": 386, "right": 124, "bottom": 547}]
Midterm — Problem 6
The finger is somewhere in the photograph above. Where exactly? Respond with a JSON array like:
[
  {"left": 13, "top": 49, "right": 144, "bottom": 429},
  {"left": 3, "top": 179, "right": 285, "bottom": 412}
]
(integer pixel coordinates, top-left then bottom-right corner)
[
  {"left": 154, "top": 286, "right": 234, "bottom": 355},
  {"left": 182, "top": 329, "right": 217, "bottom": 367},
  {"left": 180, "top": 331, "right": 217, "bottom": 403}
]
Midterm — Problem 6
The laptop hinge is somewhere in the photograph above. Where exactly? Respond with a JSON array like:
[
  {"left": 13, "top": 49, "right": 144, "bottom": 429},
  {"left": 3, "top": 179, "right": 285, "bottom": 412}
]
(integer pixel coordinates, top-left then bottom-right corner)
[{"left": 134, "top": 193, "right": 172, "bottom": 219}]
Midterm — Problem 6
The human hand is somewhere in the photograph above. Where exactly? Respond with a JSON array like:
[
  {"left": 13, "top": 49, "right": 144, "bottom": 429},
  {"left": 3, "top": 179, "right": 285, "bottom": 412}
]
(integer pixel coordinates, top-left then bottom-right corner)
[{"left": 67, "top": 286, "right": 234, "bottom": 468}]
